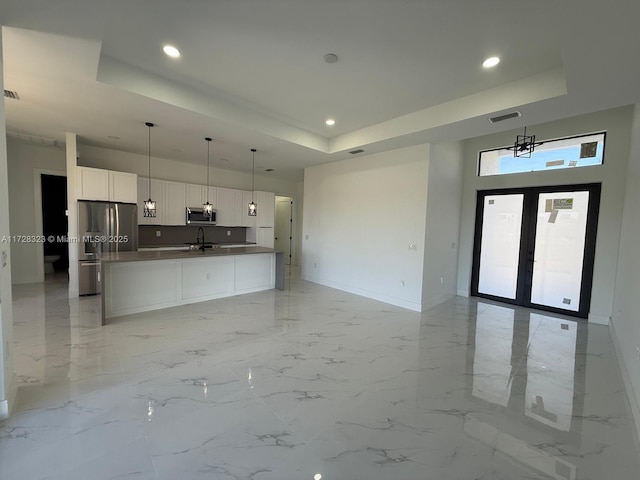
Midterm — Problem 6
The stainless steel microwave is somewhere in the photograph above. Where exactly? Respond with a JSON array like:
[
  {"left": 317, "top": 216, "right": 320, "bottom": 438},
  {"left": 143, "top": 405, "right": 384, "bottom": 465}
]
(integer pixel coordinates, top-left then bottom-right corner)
[{"left": 186, "top": 207, "right": 217, "bottom": 224}]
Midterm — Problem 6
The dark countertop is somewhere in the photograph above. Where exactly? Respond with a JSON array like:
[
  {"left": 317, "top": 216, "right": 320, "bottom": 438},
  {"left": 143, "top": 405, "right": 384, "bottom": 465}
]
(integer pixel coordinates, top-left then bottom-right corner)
[{"left": 100, "top": 246, "right": 276, "bottom": 264}]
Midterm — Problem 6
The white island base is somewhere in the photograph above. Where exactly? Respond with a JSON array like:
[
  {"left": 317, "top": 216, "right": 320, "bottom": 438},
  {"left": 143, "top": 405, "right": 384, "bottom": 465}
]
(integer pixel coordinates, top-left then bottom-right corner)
[{"left": 101, "top": 251, "right": 277, "bottom": 323}]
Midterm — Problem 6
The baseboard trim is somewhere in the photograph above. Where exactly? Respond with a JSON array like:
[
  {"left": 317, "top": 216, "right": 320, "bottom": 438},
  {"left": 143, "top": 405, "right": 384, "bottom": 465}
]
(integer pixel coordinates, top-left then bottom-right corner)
[
  {"left": 303, "top": 275, "right": 422, "bottom": 312},
  {"left": 588, "top": 313, "right": 610, "bottom": 325},
  {"left": 609, "top": 319, "right": 640, "bottom": 449},
  {"left": 0, "top": 372, "right": 17, "bottom": 420}
]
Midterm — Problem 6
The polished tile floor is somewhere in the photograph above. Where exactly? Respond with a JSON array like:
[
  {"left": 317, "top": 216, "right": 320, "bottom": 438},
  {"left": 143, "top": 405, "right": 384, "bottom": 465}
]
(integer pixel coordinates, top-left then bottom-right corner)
[{"left": 1, "top": 273, "right": 639, "bottom": 479}]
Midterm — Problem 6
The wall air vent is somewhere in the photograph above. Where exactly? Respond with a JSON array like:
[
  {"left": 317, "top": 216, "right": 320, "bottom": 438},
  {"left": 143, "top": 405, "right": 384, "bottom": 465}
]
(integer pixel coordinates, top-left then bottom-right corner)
[
  {"left": 488, "top": 111, "right": 521, "bottom": 124},
  {"left": 349, "top": 149, "right": 364, "bottom": 154},
  {"left": 4, "top": 89, "right": 20, "bottom": 100}
]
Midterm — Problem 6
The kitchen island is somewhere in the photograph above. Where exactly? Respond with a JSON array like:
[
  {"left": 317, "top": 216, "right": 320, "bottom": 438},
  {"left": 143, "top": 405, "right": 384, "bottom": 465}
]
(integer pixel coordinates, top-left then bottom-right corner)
[{"left": 100, "top": 247, "right": 284, "bottom": 324}]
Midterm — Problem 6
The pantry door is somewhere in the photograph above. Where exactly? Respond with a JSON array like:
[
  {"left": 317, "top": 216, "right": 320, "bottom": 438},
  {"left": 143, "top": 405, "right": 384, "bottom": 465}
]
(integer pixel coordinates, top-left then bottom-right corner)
[{"left": 471, "top": 184, "right": 600, "bottom": 318}]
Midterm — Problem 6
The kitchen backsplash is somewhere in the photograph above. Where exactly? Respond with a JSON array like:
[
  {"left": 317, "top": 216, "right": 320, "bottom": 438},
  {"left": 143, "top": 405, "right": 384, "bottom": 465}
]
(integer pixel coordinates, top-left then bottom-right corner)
[{"left": 139, "top": 225, "right": 247, "bottom": 246}]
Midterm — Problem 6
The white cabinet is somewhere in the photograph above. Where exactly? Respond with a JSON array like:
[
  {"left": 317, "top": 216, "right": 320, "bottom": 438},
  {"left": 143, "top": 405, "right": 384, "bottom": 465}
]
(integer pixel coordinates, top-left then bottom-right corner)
[
  {"left": 233, "top": 189, "right": 245, "bottom": 226},
  {"left": 256, "top": 227, "right": 274, "bottom": 248},
  {"left": 255, "top": 191, "right": 275, "bottom": 247},
  {"left": 206, "top": 186, "right": 217, "bottom": 211},
  {"left": 108, "top": 171, "right": 137, "bottom": 203},
  {"left": 77, "top": 166, "right": 109, "bottom": 201},
  {"left": 165, "top": 181, "right": 187, "bottom": 225},
  {"left": 186, "top": 184, "right": 217, "bottom": 210},
  {"left": 216, "top": 187, "right": 236, "bottom": 226},
  {"left": 256, "top": 191, "right": 275, "bottom": 227},
  {"left": 186, "top": 183, "right": 204, "bottom": 208},
  {"left": 137, "top": 177, "right": 166, "bottom": 225},
  {"left": 78, "top": 166, "right": 137, "bottom": 203}
]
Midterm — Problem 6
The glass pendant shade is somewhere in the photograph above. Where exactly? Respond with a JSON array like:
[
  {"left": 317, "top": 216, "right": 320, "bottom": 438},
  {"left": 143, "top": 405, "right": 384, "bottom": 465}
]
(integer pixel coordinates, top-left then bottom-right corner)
[
  {"left": 143, "top": 198, "right": 156, "bottom": 218},
  {"left": 203, "top": 202, "right": 214, "bottom": 218},
  {"left": 248, "top": 148, "right": 257, "bottom": 216}
]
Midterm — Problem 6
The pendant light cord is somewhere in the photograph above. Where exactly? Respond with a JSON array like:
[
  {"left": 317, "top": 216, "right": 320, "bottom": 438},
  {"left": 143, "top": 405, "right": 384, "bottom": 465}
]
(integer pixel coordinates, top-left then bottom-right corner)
[
  {"left": 206, "top": 138, "right": 211, "bottom": 191},
  {"left": 251, "top": 148, "right": 256, "bottom": 202},
  {"left": 145, "top": 122, "right": 154, "bottom": 198}
]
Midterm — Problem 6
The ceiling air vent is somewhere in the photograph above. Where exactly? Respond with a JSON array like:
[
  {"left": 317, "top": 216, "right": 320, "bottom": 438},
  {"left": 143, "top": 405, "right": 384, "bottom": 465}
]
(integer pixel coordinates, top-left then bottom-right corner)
[
  {"left": 349, "top": 149, "right": 364, "bottom": 154},
  {"left": 488, "top": 111, "right": 521, "bottom": 123},
  {"left": 4, "top": 89, "right": 20, "bottom": 100}
]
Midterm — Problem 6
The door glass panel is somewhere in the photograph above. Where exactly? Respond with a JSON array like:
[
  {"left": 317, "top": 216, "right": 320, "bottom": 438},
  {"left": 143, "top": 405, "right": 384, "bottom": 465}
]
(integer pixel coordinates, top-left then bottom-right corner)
[
  {"left": 530, "top": 191, "right": 589, "bottom": 311},
  {"left": 478, "top": 194, "right": 524, "bottom": 299}
]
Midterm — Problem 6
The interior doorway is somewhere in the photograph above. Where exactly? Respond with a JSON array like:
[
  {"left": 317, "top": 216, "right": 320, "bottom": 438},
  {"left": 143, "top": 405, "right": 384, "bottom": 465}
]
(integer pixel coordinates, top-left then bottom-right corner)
[
  {"left": 470, "top": 183, "right": 601, "bottom": 318},
  {"left": 274, "top": 196, "right": 293, "bottom": 265},
  {"left": 41, "top": 174, "right": 68, "bottom": 275}
]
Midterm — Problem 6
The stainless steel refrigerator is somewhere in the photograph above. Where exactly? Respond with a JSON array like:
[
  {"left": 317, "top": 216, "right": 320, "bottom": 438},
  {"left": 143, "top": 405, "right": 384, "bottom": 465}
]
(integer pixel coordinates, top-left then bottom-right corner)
[{"left": 78, "top": 200, "right": 138, "bottom": 295}]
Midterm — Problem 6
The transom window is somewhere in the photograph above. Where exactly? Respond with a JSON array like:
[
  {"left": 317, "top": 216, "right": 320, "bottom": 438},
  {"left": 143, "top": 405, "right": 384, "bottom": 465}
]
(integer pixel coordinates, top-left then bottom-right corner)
[{"left": 478, "top": 132, "right": 606, "bottom": 177}]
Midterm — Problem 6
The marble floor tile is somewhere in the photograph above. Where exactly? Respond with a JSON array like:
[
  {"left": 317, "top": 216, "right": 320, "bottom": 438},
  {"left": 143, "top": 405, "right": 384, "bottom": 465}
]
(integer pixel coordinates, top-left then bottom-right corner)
[{"left": 1, "top": 273, "right": 639, "bottom": 479}]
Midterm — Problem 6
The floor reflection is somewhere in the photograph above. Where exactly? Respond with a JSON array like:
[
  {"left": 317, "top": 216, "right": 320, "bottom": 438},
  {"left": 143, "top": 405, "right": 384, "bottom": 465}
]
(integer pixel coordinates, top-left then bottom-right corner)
[{"left": 467, "top": 301, "right": 588, "bottom": 479}]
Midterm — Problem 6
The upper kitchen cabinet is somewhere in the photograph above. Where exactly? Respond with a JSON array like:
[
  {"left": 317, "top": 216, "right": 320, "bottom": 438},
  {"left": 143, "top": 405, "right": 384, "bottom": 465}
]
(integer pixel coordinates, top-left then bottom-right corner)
[
  {"left": 137, "top": 177, "right": 166, "bottom": 225},
  {"left": 164, "top": 181, "right": 187, "bottom": 225},
  {"left": 186, "top": 183, "right": 217, "bottom": 210},
  {"left": 77, "top": 166, "right": 137, "bottom": 203},
  {"left": 108, "top": 171, "right": 137, "bottom": 203},
  {"left": 77, "top": 166, "right": 109, "bottom": 201},
  {"left": 216, "top": 187, "right": 235, "bottom": 226}
]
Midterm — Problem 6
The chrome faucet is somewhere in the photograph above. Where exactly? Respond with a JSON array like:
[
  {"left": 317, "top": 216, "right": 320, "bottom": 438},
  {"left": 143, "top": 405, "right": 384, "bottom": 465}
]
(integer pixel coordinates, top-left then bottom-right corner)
[{"left": 196, "top": 227, "right": 205, "bottom": 251}]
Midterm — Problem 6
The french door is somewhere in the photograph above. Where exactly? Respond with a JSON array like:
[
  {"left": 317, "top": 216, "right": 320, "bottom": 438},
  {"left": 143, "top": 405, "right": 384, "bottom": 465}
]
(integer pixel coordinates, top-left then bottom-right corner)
[{"left": 471, "top": 184, "right": 601, "bottom": 318}]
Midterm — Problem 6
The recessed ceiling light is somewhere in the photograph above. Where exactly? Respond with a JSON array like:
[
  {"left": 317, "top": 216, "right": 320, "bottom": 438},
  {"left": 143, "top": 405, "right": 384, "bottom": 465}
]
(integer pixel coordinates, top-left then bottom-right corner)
[
  {"left": 482, "top": 56, "right": 500, "bottom": 68},
  {"left": 163, "top": 45, "right": 181, "bottom": 58},
  {"left": 325, "top": 119, "right": 336, "bottom": 126},
  {"left": 324, "top": 53, "right": 338, "bottom": 64}
]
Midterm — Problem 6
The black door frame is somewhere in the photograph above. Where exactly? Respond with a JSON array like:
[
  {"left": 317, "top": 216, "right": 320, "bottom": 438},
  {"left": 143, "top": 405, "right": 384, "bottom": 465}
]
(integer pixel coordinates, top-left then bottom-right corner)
[{"left": 471, "top": 183, "right": 601, "bottom": 319}]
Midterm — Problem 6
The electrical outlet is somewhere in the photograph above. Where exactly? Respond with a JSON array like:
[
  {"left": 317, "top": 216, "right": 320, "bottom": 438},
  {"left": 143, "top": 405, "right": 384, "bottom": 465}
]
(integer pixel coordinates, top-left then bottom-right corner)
[
  {"left": 227, "top": 230, "right": 231, "bottom": 236},
  {"left": 155, "top": 230, "right": 161, "bottom": 237},
  {"left": 440, "top": 276, "right": 444, "bottom": 285},
  {"left": 408, "top": 243, "right": 417, "bottom": 250},
  {"left": 400, "top": 280, "right": 405, "bottom": 287}
]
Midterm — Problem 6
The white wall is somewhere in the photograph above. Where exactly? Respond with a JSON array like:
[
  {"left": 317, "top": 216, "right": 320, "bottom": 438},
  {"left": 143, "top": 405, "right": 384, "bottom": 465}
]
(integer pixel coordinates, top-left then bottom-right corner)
[
  {"left": 0, "top": 31, "right": 17, "bottom": 418},
  {"left": 422, "top": 142, "right": 464, "bottom": 309},
  {"left": 457, "top": 106, "right": 633, "bottom": 324},
  {"left": 302, "top": 144, "right": 430, "bottom": 311},
  {"left": 611, "top": 103, "right": 640, "bottom": 437},
  {"left": 6, "top": 139, "right": 66, "bottom": 284}
]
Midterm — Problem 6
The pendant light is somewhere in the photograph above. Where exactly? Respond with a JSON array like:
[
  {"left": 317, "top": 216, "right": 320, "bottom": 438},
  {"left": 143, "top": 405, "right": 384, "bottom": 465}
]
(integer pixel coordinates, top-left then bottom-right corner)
[
  {"left": 507, "top": 126, "right": 543, "bottom": 158},
  {"left": 203, "top": 137, "right": 214, "bottom": 218},
  {"left": 248, "top": 148, "right": 257, "bottom": 216},
  {"left": 143, "top": 122, "right": 156, "bottom": 217}
]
